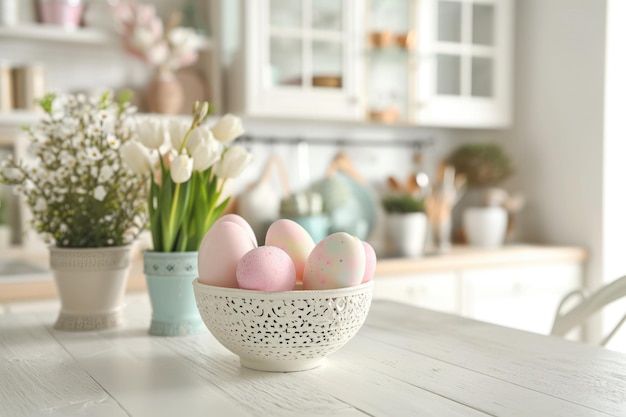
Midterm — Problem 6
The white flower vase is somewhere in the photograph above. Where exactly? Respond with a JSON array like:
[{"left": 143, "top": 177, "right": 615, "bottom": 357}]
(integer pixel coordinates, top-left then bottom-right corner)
[
  {"left": 50, "top": 246, "right": 131, "bottom": 331},
  {"left": 387, "top": 212, "right": 428, "bottom": 257},
  {"left": 463, "top": 206, "right": 508, "bottom": 248}
]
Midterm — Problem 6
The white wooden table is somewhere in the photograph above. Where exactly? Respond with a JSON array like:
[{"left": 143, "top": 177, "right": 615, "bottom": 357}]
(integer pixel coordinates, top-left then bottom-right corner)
[{"left": 1, "top": 299, "right": 625, "bottom": 417}]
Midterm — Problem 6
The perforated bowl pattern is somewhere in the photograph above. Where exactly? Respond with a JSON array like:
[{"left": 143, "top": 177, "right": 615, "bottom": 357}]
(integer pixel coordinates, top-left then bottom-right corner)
[{"left": 193, "top": 280, "right": 373, "bottom": 372}]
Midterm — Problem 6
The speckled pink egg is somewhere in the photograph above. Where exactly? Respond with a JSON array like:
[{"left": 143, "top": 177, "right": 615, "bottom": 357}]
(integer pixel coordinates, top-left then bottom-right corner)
[
  {"left": 215, "top": 214, "right": 258, "bottom": 247},
  {"left": 198, "top": 221, "right": 257, "bottom": 288},
  {"left": 362, "top": 241, "right": 377, "bottom": 283},
  {"left": 265, "top": 219, "right": 315, "bottom": 283},
  {"left": 236, "top": 246, "right": 296, "bottom": 292},
  {"left": 303, "top": 232, "right": 366, "bottom": 290}
]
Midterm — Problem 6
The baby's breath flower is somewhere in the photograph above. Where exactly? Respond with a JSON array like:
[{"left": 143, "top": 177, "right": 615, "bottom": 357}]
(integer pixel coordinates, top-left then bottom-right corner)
[
  {"left": 106, "top": 134, "right": 120, "bottom": 149},
  {"left": 93, "top": 186, "right": 107, "bottom": 201},
  {"left": 0, "top": 92, "right": 149, "bottom": 248}
]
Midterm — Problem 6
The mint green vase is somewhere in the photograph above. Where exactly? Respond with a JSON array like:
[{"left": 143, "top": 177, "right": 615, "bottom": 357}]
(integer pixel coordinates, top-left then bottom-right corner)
[{"left": 143, "top": 251, "right": 205, "bottom": 336}]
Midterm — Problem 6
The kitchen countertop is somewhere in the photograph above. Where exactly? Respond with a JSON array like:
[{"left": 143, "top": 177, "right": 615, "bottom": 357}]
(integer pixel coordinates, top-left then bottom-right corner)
[{"left": 0, "top": 244, "right": 587, "bottom": 302}]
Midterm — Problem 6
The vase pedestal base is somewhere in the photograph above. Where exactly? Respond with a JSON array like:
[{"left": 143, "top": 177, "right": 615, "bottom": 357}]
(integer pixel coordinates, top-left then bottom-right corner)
[
  {"left": 54, "top": 309, "right": 125, "bottom": 331},
  {"left": 148, "top": 318, "right": 205, "bottom": 337}
]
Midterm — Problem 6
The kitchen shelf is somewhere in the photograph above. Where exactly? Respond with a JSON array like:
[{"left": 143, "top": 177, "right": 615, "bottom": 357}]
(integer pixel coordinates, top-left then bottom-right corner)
[
  {"left": 0, "top": 24, "right": 213, "bottom": 50},
  {"left": 0, "top": 24, "right": 119, "bottom": 45}
]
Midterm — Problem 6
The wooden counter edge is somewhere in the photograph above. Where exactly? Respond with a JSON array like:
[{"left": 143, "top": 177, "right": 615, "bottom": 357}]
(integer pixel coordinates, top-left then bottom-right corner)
[
  {"left": 1, "top": 244, "right": 588, "bottom": 302},
  {"left": 374, "top": 245, "right": 588, "bottom": 277}
]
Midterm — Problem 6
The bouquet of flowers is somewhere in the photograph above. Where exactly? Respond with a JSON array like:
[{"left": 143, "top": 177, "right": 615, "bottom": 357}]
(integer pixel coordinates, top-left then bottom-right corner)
[
  {"left": 121, "top": 102, "right": 252, "bottom": 252},
  {"left": 0, "top": 92, "right": 149, "bottom": 248},
  {"left": 112, "top": 2, "right": 201, "bottom": 74}
]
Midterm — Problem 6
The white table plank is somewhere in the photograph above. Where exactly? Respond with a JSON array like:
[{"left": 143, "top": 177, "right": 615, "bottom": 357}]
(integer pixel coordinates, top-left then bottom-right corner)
[
  {"left": 343, "top": 332, "right": 611, "bottom": 417},
  {"left": 155, "top": 327, "right": 489, "bottom": 417},
  {"left": 48, "top": 321, "right": 254, "bottom": 417},
  {"left": 2, "top": 298, "right": 626, "bottom": 417},
  {"left": 365, "top": 302, "right": 626, "bottom": 416},
  {"left": 0, "top": 315, "right": 128, "bottom": 417}
]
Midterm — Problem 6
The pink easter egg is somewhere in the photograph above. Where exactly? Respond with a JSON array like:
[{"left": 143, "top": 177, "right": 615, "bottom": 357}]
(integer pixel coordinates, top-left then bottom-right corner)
[
  {"left": 198, "top": 221, "right": 256, "bottom": 288},
  {"left": 215, "top": 213, "right": 258, "bottom": 247},
  {"left": 265, "top": 219, "right": 315, "bottom": 283},
  {"left": 362, "top": 241, "right": 377, "bottom": 283},
  {"left": 303, "top": 232, "right": 365, "bottom": 290},
  {"left": 236, "top": 246, "right": 297, "bottom": 292}
]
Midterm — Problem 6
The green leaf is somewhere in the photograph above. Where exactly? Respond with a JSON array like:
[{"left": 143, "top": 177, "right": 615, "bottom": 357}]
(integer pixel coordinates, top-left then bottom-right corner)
[
  {"left": 149, "top": 176, "right": 163, "bottom": 251},
  {"left": 37, "top": 93, "right": 56, "bottom": 114},
  {"left": 116, "top": 89, "right": 133, "bottom": 107},
  {"left": 159, "top": 171, "right": 175, "bottom": 251}
]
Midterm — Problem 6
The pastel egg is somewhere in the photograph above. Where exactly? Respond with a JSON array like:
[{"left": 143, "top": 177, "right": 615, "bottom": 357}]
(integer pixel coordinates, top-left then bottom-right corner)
[
  {"left": 265, "top": 219, "right": 315, "bottom": 283},
  {"left": 198, "top": 221, "right": 256, "bottom": 287},
  {"left": 236, "top": 246, "right": 296, "bottom": 292},
  {"left": 303, "top": 232, "right": 366, "bottom": 290},
  {"left": 362, "top": 241, "right": 377, "bottom": 283},
  {"left": 215, "top": 213, "right": 258, "bottom": 247}
]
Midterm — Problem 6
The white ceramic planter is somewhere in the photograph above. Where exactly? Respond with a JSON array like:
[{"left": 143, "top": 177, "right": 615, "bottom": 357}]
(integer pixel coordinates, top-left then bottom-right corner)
[
  {"left": 463, "top": 206, "right": 508, "bottom": 248},
  {"left": 387, "top": 212, "right": 428, "bottom": 257},
  {"left": 0, "top": 225, "right": 11, "bottom": 250},
  {"left": 50, "top": 246, "right": 131, "bottom": 331}
]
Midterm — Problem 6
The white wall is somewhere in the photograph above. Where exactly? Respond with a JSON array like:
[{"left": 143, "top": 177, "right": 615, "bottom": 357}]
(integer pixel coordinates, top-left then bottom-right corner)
[
  {"left": 495, "top": 0, "right": 607, "bottom": 288},
  {"left": 491, "top": 0, "right": 626, "bottom": 345}
]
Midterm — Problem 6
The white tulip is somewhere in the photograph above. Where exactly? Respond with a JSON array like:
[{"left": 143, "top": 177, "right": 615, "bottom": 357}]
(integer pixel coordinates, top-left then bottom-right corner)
[
  {"left": 170, "top": 154, "right": 193, "bottom": 183},
  {"left": 168, "top": 119, "right": 191, "bottom": 152},
  {"left": 191, "top": 140, "right": 222, "bottom": 172},
  {"left": 211, "top": 114, "right": 245, "bottom": 143},
  {"left": 186, "top": 125, "right": 214, "bottom": 154},
  {"left": 137, "top": 118, "right": 164, "bottom": 150},
  {"left": 120, "top": 141, "right": 152, "bottom": 176},
  {"left": 215, "top": 145, "right": 252, "bottom": 179}
]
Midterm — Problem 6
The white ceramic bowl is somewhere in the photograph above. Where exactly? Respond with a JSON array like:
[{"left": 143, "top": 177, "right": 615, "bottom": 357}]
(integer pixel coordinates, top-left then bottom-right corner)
[{"left": 192, "top": 279, "right": 374, "bottom": 372}]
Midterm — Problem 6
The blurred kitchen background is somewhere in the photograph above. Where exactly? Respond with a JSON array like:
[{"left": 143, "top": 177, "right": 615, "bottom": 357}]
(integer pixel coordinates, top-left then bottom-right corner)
[{"left": 0, "top": 0, "right": 625, "bottom": 350}]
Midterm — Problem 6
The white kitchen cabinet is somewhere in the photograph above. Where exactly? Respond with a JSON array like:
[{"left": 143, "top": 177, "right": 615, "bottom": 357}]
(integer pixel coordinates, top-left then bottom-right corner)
[
  {"left": 373, "top": 271, "right": 460, "bottom": 314},
  {"left": 415, "top": 0, "right": 514, "bottom": 127},
  {"left": 373, "top": 253, "right": 584, "bottom": 335},
  {"left": 365, "top": 0, "right": 513, "bottom": 127},
  {"left": 227, "top": 0, "right": 365, "bottom": 120},
  {"left": 461, "top": 262, "right": 583, "bottom": 334}
]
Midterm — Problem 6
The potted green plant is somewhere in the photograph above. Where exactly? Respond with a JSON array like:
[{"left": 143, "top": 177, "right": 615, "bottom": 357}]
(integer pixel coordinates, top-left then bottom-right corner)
[
  {"left": 446, "top": 143, "right": 513, "bottom": 247},
  {"left": 0, "top": 91, "right": 149, "bottom": 330},
  {"left": 123, "top": 102, "right": 252, "bottom": 336},
  {"left": 382, "top": 194, "right": 428, "bottom": 257}
]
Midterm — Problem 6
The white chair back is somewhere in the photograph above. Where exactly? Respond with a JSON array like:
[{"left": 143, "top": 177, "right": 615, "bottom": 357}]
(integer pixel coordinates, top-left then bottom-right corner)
[{"left": 551, "top": 275, "right": 626, "bottom": 346}]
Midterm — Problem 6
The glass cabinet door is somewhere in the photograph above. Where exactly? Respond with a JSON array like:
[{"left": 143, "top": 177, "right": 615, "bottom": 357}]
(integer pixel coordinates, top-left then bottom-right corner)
[
  {"left": 433, "top": 0, "right": 495, "bottom": 98},
  {"left": 249, "top": 0, "right": 364, "bottom": 120},
  {"left": 267, "top": 0, "right": 345, "bottom": 90},
  {"left": 416, "top": 0, "right": 512, "bottom": 127}
]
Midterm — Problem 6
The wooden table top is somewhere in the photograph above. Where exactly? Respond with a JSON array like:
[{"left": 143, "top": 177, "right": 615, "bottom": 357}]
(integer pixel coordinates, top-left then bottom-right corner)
[{"left": 1, "top": 299, "right": 624, "bottom": 417}]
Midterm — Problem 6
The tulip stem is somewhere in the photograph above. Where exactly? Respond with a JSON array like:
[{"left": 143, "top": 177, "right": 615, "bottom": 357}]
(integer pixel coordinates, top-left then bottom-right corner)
[
  {"left": 178, "top": 103, "right": 207, "bottom": 154},
  {"left": 166, "top": 182, "right": 181, "bottom": 252}
]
